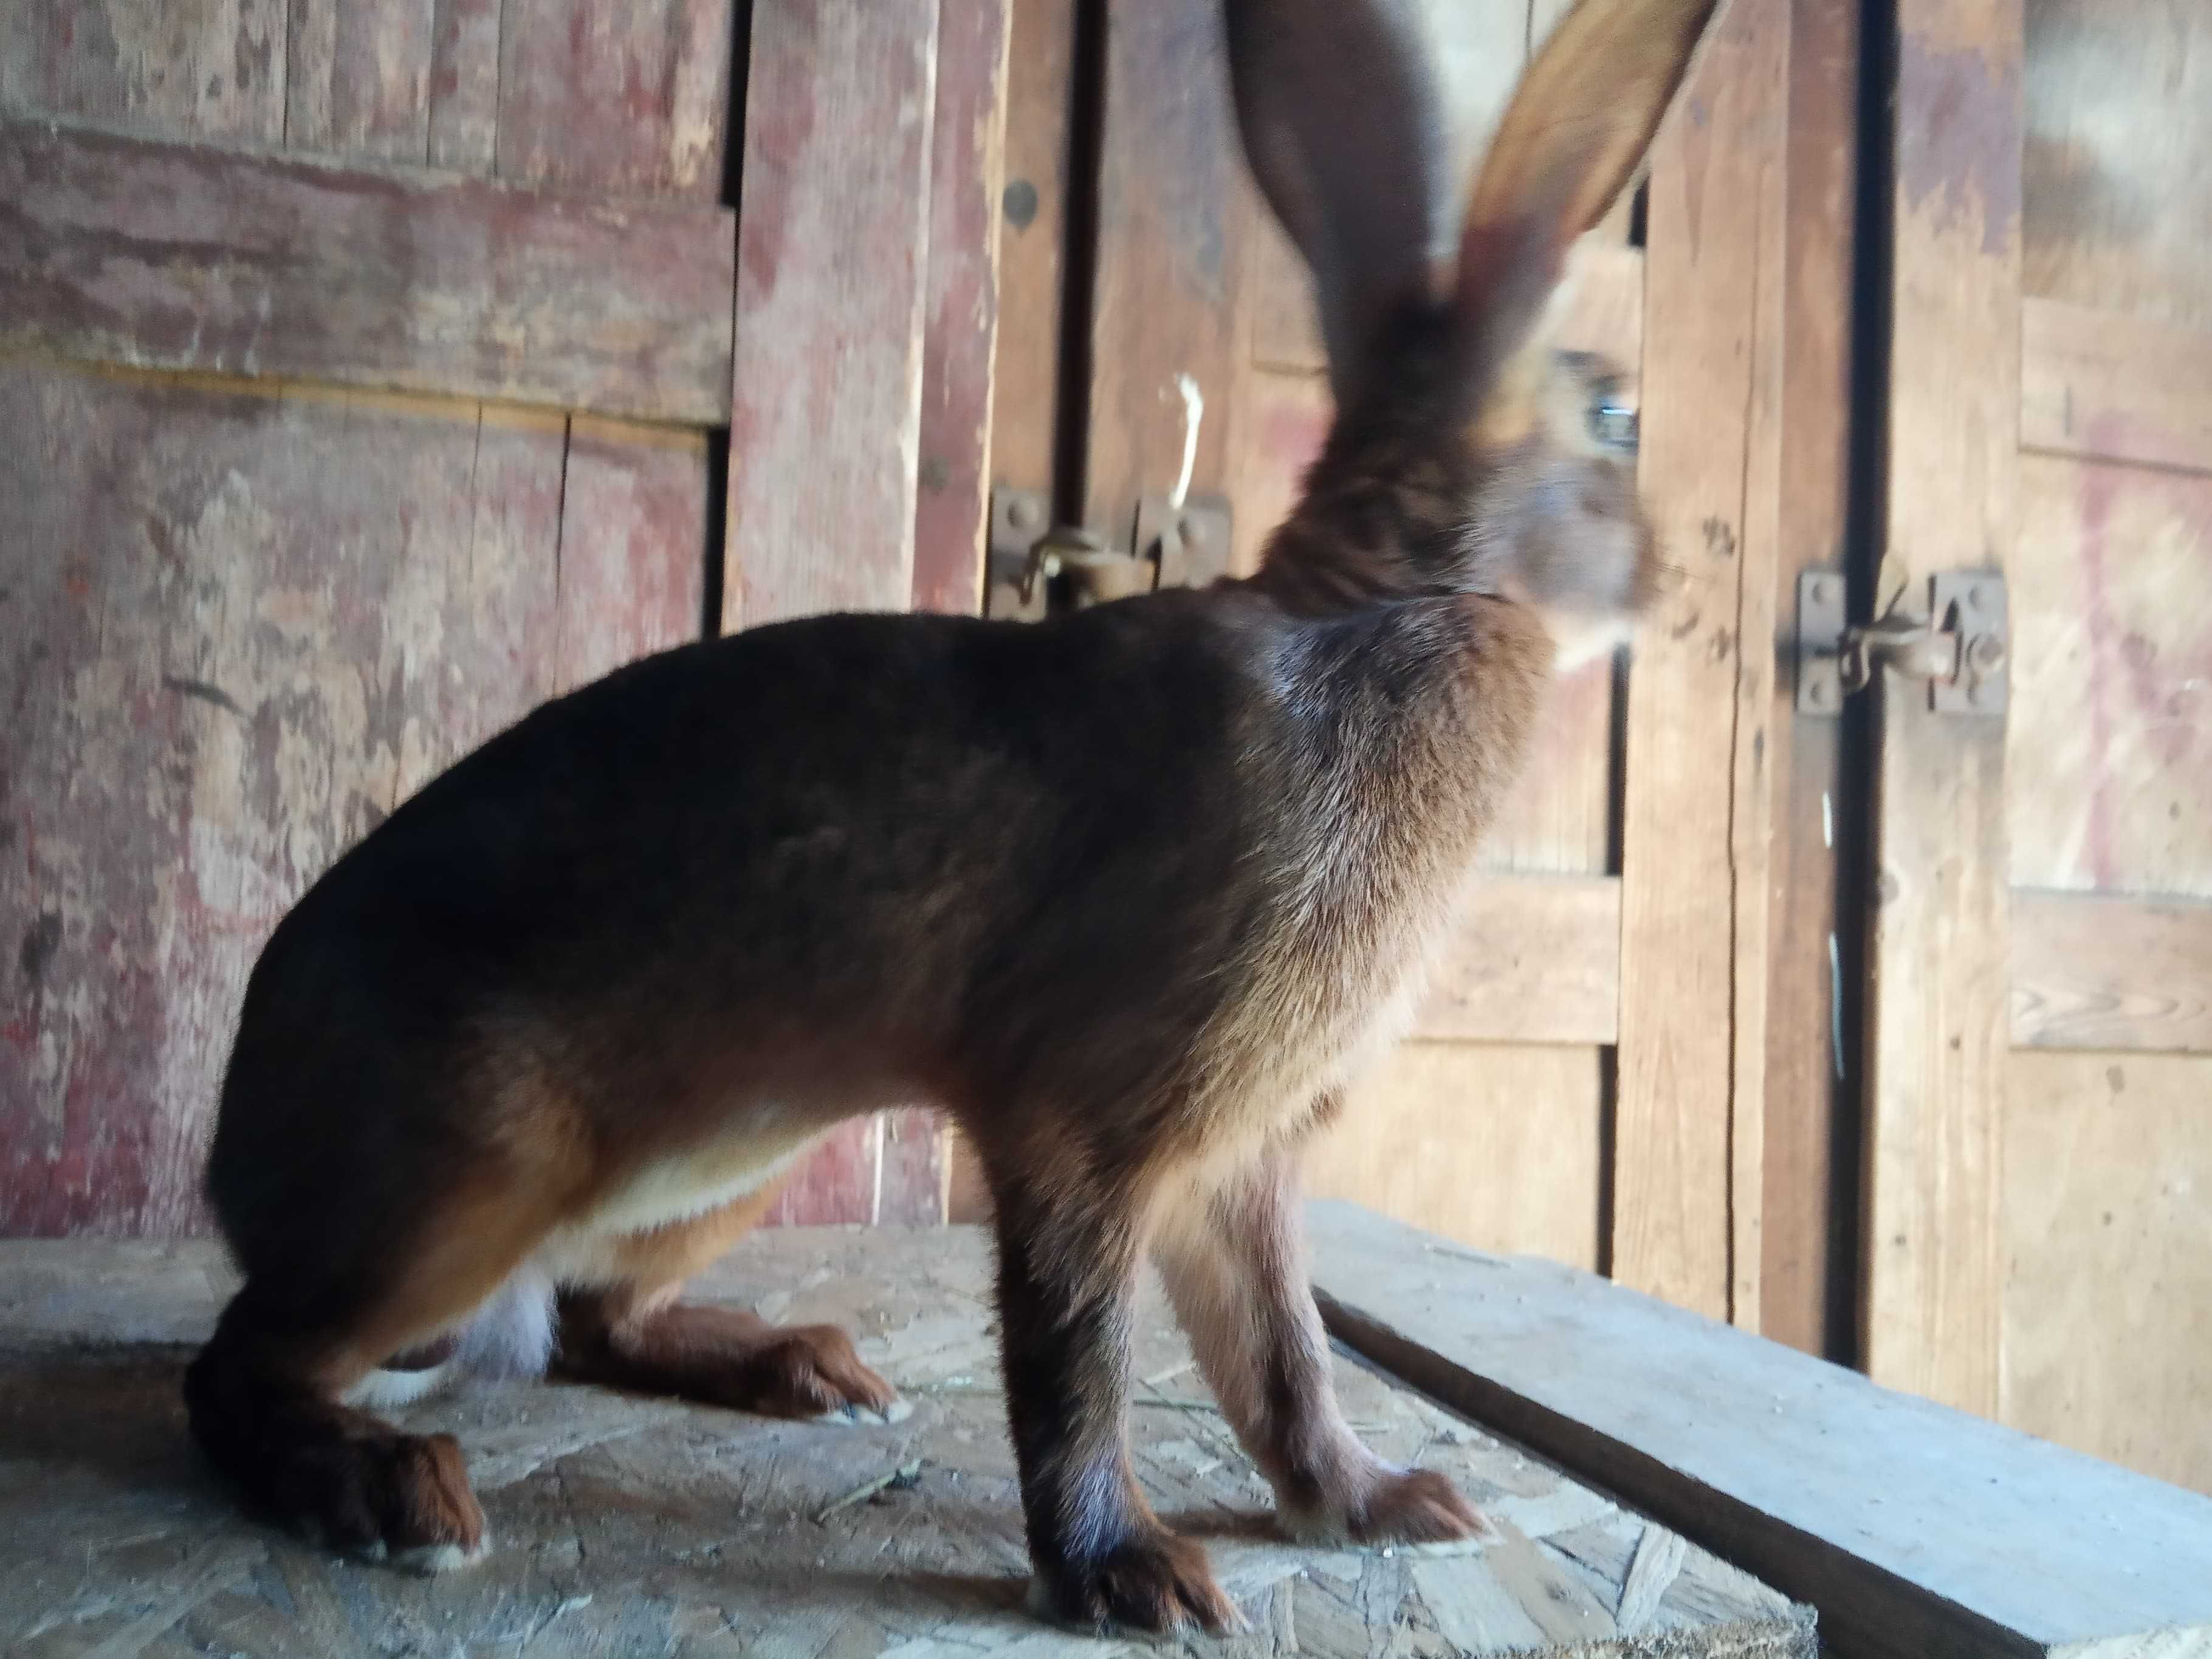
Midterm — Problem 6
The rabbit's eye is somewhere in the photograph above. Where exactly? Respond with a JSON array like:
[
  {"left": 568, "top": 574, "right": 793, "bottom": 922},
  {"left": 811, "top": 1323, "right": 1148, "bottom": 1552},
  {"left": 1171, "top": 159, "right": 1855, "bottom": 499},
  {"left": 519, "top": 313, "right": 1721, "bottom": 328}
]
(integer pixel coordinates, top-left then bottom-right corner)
[{"left": 1589, "top": 397, "right": 1638, "bottom": 455}]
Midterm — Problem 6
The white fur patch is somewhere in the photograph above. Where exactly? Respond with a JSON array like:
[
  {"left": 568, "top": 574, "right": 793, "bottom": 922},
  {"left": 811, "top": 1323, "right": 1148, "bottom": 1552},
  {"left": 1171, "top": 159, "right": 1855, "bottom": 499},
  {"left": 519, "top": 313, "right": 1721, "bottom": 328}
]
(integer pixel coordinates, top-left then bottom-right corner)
[
  {"left": 391, "top": 1535, "right": 491, "bottom": 1575},
  {"left": 454, "top": 1265, "right": 557, "bottom": 1381},
  {"left": 343, "top": 1360, "right": 461, "bottom": 1412}
]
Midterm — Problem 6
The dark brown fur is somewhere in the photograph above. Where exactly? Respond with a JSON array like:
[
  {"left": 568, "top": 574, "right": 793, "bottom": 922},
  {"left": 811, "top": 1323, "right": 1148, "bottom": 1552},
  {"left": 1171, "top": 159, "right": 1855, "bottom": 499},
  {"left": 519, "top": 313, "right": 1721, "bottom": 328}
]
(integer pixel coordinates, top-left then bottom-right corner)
[{"left": 183, "top": 0, "right": 1719, "bottom": 1632}]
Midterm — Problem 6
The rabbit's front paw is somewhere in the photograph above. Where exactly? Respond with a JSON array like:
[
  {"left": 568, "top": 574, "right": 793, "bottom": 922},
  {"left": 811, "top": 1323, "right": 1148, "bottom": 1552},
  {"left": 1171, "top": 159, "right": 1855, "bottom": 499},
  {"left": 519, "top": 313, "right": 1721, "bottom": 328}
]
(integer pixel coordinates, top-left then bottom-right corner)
[{"left": 1029, "top": 1526, "right": 1245, "bottom": 1636}]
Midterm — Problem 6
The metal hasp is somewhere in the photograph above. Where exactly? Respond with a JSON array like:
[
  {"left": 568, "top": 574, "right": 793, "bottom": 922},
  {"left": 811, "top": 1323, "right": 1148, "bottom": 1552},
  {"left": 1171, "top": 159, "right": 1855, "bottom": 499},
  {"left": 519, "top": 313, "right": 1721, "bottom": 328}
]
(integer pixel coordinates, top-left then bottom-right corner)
[
  {"left": 985, "top": 486, "right": 1232, "bottom": 620},
  {"left": 1794, "top": 568, "right": 2008, "bottom": 716}
]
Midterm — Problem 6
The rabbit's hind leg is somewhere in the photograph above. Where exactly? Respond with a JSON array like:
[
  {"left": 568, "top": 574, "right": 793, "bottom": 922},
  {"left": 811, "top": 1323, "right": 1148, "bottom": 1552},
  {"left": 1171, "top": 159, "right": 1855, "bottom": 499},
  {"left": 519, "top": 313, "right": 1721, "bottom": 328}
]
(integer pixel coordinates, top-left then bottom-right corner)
[
  {"left": 551, "top": 1182, "right": 907, "bottom": 1424},
  {"left": 184, "top": 1183, "right": 555, "bottom": 1572}
]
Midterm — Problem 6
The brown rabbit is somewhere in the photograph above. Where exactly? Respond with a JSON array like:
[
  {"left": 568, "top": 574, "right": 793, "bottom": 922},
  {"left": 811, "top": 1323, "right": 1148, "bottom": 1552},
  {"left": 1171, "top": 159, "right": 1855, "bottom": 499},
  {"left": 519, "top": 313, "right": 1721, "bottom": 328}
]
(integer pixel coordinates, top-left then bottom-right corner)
[{"left": 182, "top": 0, "right": 1718, "bottom": 1635}]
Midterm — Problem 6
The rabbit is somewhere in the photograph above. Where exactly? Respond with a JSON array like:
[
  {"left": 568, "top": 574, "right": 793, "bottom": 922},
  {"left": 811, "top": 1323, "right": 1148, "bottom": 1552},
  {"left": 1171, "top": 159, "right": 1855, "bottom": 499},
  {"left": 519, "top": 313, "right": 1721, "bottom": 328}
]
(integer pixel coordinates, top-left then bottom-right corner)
[{"left": 181, "top": 0, "right": 1719, "bottom": 1635}]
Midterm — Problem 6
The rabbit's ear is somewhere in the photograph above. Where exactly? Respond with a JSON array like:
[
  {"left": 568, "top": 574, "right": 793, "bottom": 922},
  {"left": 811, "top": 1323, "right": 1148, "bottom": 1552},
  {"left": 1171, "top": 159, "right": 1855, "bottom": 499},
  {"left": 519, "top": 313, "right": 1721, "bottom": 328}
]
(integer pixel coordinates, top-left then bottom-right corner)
[
  {"left": 1223, "top": 0, "right": 1453, "bottom": 405},
  {"left": 1453, "top": 0, "right": 1722, "bottom": 394}
]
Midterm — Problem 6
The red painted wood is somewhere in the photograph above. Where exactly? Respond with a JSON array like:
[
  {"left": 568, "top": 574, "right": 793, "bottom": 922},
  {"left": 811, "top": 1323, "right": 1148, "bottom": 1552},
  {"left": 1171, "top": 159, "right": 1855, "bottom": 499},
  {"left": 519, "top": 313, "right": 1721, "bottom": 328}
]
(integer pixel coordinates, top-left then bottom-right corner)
[
  {"left": 555, "top": 419, "right": 709, "bottom": 693},
  {"left": 286, "top": 0, "right": 437, "bottom": 163},
  {"left": 495, "top": 0, "right": 735, "bottom": 201},
  {"left": 910, "top": 0, "right": 1012, "bottom": 619},
  {"left": 0, "top": 117, "right": 737, "bottom": 424},
  {"left": 722, "top": 0, "right": 938, "bottom": 630},
  {"left": 0, "top": 364, "right": 571, "bottom": 1235},
  {"left": 0, "top": 0, "right": 286, "bottom": 142},
  {"left": 428, "top": 0, "right": 503, "bottom": 173}
]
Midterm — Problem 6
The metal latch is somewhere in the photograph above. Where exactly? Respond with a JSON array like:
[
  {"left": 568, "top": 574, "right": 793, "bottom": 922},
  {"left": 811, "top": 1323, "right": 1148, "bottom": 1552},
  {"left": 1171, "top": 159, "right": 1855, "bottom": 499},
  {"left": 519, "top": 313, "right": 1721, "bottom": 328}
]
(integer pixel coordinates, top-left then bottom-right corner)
[
  {"left": 986, "top": 486, "right": 1232, "bottom": 620},
  {"left": 1796, "top": 569, "right": 2008, "bottom": 716}
]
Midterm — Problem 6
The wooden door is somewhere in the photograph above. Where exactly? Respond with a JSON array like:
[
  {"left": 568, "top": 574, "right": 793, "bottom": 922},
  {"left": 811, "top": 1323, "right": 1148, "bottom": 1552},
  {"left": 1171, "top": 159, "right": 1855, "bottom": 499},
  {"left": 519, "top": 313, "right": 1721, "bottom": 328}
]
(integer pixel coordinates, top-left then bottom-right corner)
[
  {"left": 966, "top": 0, "right": 1860, "bottom": 1337},
  {"left": 0, "top": 3, "right": 1009, "bottom": 1234},
  {"left": 1867, "top": 0, "right": 2212, "bottom": 1493}
]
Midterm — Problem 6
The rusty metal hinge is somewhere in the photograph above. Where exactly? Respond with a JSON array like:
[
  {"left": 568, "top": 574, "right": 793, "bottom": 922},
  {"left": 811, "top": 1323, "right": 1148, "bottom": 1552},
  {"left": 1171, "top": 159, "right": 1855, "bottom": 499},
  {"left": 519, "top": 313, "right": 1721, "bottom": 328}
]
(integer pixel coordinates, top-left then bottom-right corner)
[
  {"left": 1796, "top": 568, "right": 2008, "bottom": 716},
  {"left": 985, "top": 487, "right": 1232, "bottom": 621}
]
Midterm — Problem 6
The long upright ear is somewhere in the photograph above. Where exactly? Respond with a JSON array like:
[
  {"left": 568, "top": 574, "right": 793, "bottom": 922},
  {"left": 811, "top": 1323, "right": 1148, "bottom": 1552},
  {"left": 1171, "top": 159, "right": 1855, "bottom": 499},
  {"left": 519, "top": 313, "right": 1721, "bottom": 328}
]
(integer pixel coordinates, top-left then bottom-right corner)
[
  {"left": 1454, "top": 0, "right": 1723, "bottom": 390},
  {"left": 1221, "top": 0, "right": 1451, "bottom": 406}
]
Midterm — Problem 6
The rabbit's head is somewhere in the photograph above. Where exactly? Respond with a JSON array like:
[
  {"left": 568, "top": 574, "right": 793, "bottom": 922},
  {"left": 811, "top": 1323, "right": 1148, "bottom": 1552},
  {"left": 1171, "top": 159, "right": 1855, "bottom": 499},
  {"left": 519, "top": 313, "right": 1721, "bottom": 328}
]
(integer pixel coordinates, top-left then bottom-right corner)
[{"left": 1229, "top": 0, "right": 1718, "bottom": 664}]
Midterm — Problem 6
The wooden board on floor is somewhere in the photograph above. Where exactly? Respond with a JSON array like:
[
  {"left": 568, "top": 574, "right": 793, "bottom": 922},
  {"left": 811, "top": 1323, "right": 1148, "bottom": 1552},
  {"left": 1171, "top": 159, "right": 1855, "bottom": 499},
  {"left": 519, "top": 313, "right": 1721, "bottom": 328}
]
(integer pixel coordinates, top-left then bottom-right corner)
[
  {"left": 0, "top": 1226, "right": 1814, "bottom": 1657},
  {"left": 0, "top": 117, "right": 738, "bottom": 422},
  {"left": 1307, "top": 1201, "right": 2212, "bottom": 1659}
]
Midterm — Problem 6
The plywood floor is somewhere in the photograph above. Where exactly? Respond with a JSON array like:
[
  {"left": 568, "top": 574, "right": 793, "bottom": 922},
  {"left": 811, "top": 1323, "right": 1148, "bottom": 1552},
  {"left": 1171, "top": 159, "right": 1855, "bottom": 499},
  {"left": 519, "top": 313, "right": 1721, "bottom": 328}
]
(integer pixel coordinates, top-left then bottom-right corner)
[{"left": 0, "top": 1227, "right": 1813, "bottom": 1657}]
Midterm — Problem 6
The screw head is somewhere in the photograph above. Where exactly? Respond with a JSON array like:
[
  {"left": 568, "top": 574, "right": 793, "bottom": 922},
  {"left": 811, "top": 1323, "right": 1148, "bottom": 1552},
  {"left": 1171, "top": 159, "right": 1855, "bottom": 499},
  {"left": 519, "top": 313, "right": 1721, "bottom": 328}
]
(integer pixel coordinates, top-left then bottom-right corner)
[
  {"left": 1008, "top": 494, "right": 1044, "bottom": 532},
  {"left": 1811, "top": 575, "right": 1840, "bottom": 606},
  {"left": 1806, "top": 676, "right": 1836, "bottom": 709},
  {"left": 1968, "top": 580, "right": 1996, "bottom": 613},
  {"left": 1177, "top": 514, "right": 1200, "bottom": 544},
  {"left": 1965, "top": 633, "right": 2007, "bottom": 674}
]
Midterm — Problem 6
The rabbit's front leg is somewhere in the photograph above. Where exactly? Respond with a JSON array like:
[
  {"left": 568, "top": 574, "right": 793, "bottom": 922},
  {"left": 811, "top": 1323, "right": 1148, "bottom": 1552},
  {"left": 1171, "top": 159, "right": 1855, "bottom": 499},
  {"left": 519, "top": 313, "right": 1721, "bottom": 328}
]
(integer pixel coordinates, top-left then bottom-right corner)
[
  {"left": 1152, "top": 1135, "right": 1493, "bottom": 1553},
  {"left": 989, "top": 1175, "right": 1242, "bottom": 1637}
]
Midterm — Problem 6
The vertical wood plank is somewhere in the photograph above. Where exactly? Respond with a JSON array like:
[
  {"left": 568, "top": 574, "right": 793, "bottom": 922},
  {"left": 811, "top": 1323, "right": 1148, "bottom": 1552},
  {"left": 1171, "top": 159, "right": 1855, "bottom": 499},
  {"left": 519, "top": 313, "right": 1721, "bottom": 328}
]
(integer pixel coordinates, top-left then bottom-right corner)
[
  {"left": 1757, "top": 0, "right": 1860, "bottom": 1357},
  {"left": 911, "top": 0, "right": 1012, "bottom": 617},
  {"left": 0, "top": 0, "right": 287, "bottom": 143},
  {"left": 1726, "top": 5, "right": 1795, "bottom": 1334},
  {"left": 726, "top": 3, "right": 939, "bottom": 1224},
  {"left": 724, "top": 1, "right": 938, "bottom": 629},
  {"left": 1613, "top": 4, "right": 1785, "bottom": 1319},
  {"left": 984, "top": 0, "right": 1076, "bottom": 506},
  {"left": 554, "top": 417, "right": 707, "bottom": 693},
  {"left": 495, "top": 0, "right": 733, "bottom": 201},
  {"left": 1864, "top": 0, "right": 2022, "bottom": 1415},
  {"left": 1082, "top": 0, "right": 1245, "bottom": 533},
  {"left": 285, "top": 0, "right": 434, "bottom": 163},
  {"left": 427, "top": 0, "right": 501, "bottom": 171}
]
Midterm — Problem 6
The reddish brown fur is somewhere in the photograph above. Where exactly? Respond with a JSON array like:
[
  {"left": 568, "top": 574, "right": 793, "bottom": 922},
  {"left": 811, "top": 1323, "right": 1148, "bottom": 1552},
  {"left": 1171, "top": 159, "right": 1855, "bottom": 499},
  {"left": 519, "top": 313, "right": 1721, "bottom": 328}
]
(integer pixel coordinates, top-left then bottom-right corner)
[{"left": 182, "top": 0, "right": 1720, "bottom": 1634}]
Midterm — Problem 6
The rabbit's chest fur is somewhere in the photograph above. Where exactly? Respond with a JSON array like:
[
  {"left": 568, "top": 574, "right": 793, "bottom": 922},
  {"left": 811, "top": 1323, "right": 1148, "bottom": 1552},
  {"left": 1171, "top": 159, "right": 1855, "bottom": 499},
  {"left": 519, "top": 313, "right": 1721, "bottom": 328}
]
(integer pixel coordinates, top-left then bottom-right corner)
[{"left": 1178, "top": 592, "right": 1551, "bottom": 1158}]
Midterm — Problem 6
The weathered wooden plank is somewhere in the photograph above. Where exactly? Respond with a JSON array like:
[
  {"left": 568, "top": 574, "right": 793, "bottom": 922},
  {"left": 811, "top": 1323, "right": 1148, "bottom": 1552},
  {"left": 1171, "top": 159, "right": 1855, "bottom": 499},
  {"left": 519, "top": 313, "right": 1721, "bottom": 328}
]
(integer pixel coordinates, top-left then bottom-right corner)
[
  {"left": 1413, "top": 877, "right": 1620, "bottom": 1046},
  {"left": 0, "top": 117, "right": 737, "bottom": 422},
  {"left": 286, "top": 0, "right": 434, "bottom": 163},
  {"left": 0, "top": 361, "right": 571, "bottom": 1236},
  {"left": 723, "top": 1, "right": 937, "bottom": 627},
  {"left": 1756, "top": 0, "right": 1860, "bottom": 1358},
  {"left": 1614, "top": 2, "right": 1784, "bottom": 1322},
  {"left": 0, "top": 0, "right": 287, "bottom": 143},
  {"left": 725, "top": 4, "right": 939, "bottom": 1223},
  {"left": 2009, "top": 890, "right": 2212, "bottom": 1054},
  {"left": 427, "top": 0, "right": 500, "bottom": 171},
  {"left": 493, "top": 0, "right": 733, "bottom": 201},
  {"left": 1308, "top": 1200, "right": 2212, "bottom": 1659},
  {"left": 1081, "top": 0, "right": 1245, "bottom": 536},
  {"left": 911, "top": 0, "right": 1012, "bottom": 619},
  {"left": 983, "top": 0, "right": 1076, "bottom": 506},
  {"left": 1863, "top": 0, "right": 2022, "bottom": 1417},
  {"left": 1311, "top": 1044, "right": 1605, "bottom": 1271},
  {"left": 2009, "top": 453, "right": 2212, "bottom": 901},
  {"left": 2022, "top": 0, "right": 2212, "bottom": 334},
  {"left": 552, "top": 416, "right": 708, "bottom": 692},
  {"left": 2021, "top": 298, "right": 2212, "bottom": 476},
  {"left": 2002, "top": 1051, "right": 2212, "bottom": 1495},
  {"left": 0, "top": 1226, "right": 1815, "bottom": 1657}
]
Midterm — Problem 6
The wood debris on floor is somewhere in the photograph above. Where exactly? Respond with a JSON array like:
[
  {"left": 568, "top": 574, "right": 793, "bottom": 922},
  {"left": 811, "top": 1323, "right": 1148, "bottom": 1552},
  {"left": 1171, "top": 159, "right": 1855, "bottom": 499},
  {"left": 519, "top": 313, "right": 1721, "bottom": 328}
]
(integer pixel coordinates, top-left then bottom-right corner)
[{"left": 0, "top": 1227, "right": 1813, "bottom": 1657}]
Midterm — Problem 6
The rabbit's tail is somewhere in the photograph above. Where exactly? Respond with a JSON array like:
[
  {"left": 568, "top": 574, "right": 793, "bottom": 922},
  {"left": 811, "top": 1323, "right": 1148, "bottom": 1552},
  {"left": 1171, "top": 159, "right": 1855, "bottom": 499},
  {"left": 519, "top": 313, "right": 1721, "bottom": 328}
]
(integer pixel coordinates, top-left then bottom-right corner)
[{"left": 340, "top": 1264, "right": 557, "bottom": 1410}]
